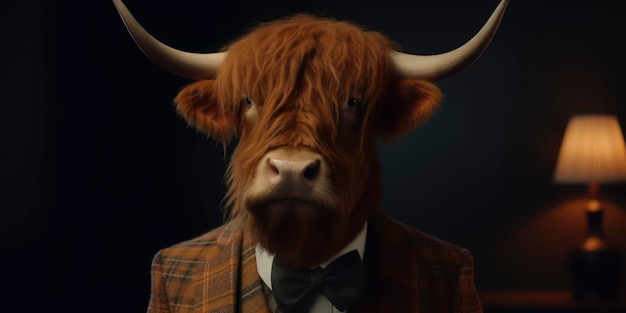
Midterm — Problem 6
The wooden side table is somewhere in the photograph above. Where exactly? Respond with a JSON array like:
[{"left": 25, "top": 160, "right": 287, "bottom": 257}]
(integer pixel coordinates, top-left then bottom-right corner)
[{"left": 479, "top": 290, "right": 626, "bottom": 313}]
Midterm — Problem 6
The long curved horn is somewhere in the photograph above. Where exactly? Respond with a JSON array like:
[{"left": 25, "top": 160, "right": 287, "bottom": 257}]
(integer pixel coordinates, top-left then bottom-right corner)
[
  {"left": 391, "top": 0, "right": 509, "bottom": 80},
  {"left": 112, "top": 0, "right": 225, "bottom": 79}
]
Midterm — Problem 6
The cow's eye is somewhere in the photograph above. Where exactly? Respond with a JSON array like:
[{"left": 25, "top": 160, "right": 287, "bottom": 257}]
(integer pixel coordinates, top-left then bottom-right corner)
[
  {"left": 244, "top": 97, "right": 254, "bottom": 107},
  {"left": 346, "top": 97, "right": 360, "bottom": 108}
]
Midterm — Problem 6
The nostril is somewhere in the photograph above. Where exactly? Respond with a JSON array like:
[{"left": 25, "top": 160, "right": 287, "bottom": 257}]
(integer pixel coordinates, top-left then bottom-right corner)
[
  {"left": 267, "top": 158, "right": 280, "bottom": 177},
  {"left": 303, "top": 160, "right": 320, "bottom": 181}
]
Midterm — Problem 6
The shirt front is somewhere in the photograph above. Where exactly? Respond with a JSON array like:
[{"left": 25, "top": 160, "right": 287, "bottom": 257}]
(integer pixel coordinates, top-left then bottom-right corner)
[{"left": 255, "top": 222, "right": 368, "bottom": 313}]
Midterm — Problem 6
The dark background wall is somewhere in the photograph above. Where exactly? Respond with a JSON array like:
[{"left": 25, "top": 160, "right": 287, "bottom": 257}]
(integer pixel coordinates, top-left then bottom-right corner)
[{"left": 2, "top": 0, "right": 625, "bottom": 312}]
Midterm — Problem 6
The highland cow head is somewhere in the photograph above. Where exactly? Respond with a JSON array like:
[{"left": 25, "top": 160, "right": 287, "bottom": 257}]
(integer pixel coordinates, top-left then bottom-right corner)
[{"left": 113, "top": 0, "right": 508, "bottom": 268}]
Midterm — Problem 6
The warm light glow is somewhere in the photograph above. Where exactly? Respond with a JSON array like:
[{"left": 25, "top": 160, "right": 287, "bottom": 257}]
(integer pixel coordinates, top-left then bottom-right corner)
[
  {"left": 582, "top": 234, "right": 607, "bottom": 251},
  {"left": 554, "top": 115, "right": 626, "bottom": 184},
  {"left": 587, "top": 199, "right": 601, "bottom": 212}
]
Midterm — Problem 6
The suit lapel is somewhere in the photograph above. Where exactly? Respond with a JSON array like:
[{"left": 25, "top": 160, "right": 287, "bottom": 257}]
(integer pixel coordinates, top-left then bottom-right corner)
[
  {"left": 239, "top": 232, "right": 271, "bottom": 313},
  {"left": 352, "top": 214, "right": 419, "bottom": 313},
  {"left": 196, "top": 221, "right": 270, "bottom": 313}
]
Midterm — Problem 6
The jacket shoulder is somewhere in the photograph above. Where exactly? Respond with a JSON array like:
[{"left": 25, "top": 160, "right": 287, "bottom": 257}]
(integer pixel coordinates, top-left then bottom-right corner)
[
  {"left": 360, "top": 215, "right": 480, "bottom": 312},
  {"left": 153, "top": 220, "right": 243, "bottom": 266},
  {"left": 146, "top": 221, "right": 245, "bottom": 313},
  {"left": 380, "top": 216, "right": 471, "bottom": 267}
]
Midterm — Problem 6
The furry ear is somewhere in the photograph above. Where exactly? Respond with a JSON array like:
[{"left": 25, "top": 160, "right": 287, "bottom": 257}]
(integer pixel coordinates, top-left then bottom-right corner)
[
  {"left": 375, "top": 78, "right": 443, "bottom": 142},
  {"left": 174, "top": 80, "right": 237, "bottom": 144}
]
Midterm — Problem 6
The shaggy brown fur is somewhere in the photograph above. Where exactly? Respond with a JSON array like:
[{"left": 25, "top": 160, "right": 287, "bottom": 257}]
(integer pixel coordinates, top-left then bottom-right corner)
[{"left": 173, "top": 14, "right": 442, "bottom": 267}]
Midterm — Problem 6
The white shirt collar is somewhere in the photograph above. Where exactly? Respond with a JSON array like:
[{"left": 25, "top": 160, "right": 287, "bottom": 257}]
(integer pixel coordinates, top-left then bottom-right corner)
[{"left": 255, "top": 221, "right": 368, "bottom": 290}]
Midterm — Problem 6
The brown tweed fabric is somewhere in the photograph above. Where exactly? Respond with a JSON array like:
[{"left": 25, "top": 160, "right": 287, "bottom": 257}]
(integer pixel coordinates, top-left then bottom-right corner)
[
  {"left": 147, "top": 213, "right": 482, "bottom": 313},
  {"left": 261, "top": 282, "right": 281, "bottom": 313}
]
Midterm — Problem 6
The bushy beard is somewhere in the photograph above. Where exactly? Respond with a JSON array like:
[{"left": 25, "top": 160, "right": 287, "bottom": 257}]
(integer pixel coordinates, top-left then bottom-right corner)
[{"left": 247, "top": 199, "right": 341, "bottom": 269}]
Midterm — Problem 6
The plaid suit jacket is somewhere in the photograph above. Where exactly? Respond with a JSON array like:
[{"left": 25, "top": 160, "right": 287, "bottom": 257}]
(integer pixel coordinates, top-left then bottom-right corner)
[{"left": 147, "top": 213, "right": 482, "bottom": 313}]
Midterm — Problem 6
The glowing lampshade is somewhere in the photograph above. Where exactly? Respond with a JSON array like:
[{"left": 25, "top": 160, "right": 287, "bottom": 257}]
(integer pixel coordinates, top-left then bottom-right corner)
[{"left": 554, "top": 115, "right": 626, "bottom": 184}]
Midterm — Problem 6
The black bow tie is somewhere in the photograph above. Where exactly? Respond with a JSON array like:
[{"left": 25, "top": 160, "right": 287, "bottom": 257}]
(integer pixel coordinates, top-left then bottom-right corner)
[{"left": 271, "top": 250, "right": 365, "bottom": 313}]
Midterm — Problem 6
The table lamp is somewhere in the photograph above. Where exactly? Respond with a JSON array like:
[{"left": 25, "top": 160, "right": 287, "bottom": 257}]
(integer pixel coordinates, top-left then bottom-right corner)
[{"left": 554, "top": 114, "right": 626, "bottom": 300}]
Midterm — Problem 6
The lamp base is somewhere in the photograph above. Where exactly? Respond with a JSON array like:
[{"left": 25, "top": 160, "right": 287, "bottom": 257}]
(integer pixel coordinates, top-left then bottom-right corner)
[{"left": 569, "top": 248, "right": 621, "bottom": 301}]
